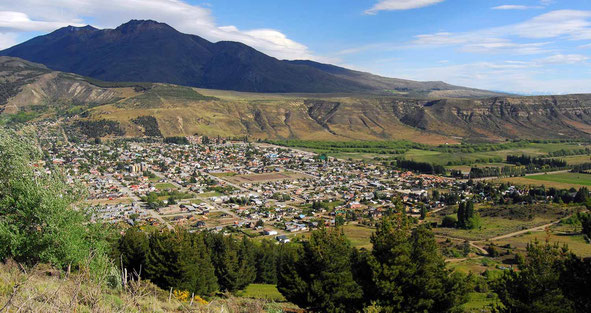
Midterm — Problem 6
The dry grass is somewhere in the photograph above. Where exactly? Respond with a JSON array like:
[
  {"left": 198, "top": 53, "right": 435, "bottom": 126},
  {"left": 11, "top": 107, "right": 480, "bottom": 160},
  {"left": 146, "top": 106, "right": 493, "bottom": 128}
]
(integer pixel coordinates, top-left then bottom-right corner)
[
  {"left": 0, "top": 261, "right": 284, "bottom": 313},
  {"left": 495, "top": 173, "right": 591, "bottom": 189}
]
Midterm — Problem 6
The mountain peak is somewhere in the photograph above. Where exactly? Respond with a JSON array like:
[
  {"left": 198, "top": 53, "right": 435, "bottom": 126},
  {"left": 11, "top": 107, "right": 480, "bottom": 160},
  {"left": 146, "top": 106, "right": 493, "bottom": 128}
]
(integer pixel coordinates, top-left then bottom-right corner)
[
  {"left": 51, "top": 24, "right": 97, "bottom": 36},
  {"left": 0, "top": 20, "right": 505, "bottom": 97},
  {"left": 115, "top": 19, "right": 174, "bottom": 33}
]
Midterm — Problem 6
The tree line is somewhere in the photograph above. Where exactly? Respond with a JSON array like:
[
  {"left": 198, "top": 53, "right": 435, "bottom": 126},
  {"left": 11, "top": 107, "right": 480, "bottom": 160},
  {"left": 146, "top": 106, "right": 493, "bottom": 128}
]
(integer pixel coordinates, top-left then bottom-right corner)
[
  {"left": 506, "top": 154, "right": 567, "bottom": 168},
  {"left": 394, "top": 159, "right": 446, "bottom": 175},
  {"left": 115, "top": 229, "right": 280, "bottom": 296}
]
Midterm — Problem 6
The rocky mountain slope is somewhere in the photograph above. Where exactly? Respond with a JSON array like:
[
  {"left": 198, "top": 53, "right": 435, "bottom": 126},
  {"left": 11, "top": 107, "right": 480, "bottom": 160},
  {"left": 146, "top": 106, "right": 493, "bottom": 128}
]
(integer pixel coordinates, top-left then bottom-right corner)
[
  {"left": 0, "top": 20, "right": 502, "bottom": 97},
  {"left": 0, "top": 56, "right": 589, "bottom": 143}
]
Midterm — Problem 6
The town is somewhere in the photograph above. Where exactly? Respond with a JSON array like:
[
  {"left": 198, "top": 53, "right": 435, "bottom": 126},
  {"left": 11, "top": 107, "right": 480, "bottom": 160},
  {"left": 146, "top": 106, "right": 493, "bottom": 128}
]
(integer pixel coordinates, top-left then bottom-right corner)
[{"left": 36, "top": 121, "right": 465, "bottom": 241}]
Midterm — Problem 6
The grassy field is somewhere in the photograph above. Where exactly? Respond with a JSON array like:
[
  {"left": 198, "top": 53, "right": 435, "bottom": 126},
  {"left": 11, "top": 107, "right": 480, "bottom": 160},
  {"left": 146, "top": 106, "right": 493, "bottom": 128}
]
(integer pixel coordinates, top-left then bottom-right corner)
[
  {"left": 495, "top": 225, "right": 591, "bottom": 257},
  {"left": 446, "top": 257, "right": 507, "bottom": 277},
  {"left": 196, "top": 191, "right": 223, "bottom": 198},
  {"left": 211, "top": 172, "right": 238, "bottom": 177},
  {"left": 342, "top": 224, "right": 374, "bottom": 249},
  {"left": 496, "top": 172, "right": 591, "bottom": 189},
  {"left": 433, "top": 216, "right": 558, "bottom": 241},
  {"left": 462, "top": 292, "right": 499, "bottom": 312},
  {"left": 559, "top": 154, "right": 591, "bottom": 165},
  {"left": 236, "top": 284, "right": 286, "bottom": 301},
  {"left": 404, "top": 143, "right": 590, "bottom": 166},
  {"left": 273, "top": 140, "right": 591, "bottom": 167},
  {"left": 430, "top": 204, "right": 570, "bottom": 241},
  {"left": 154, "top": 182, "right": 177, "bottom": 190},
  {"left": 524, "top": 172, "right": 591, "bottom": 186}
]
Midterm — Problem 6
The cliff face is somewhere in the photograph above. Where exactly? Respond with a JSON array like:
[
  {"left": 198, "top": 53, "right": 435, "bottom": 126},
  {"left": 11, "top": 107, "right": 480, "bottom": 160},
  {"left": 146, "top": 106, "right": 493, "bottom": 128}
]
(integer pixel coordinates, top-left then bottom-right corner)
[
  {"left": 291, "top": 96, "right": 591, "bottom": 142},
  {"left": 404, "top": 96, "right": 591, "bottom": 140}
]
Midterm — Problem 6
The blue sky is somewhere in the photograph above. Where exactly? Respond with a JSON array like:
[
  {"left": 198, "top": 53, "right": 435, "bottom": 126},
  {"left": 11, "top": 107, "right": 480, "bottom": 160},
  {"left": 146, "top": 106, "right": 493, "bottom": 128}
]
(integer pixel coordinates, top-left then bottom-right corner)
[{"left": 1, "top": 0, "right": 590, "bottom": 94}]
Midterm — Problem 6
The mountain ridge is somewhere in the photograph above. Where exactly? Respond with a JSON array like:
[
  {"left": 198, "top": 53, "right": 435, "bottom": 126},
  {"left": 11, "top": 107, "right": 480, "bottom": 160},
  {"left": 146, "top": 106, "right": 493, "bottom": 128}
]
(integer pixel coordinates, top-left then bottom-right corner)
[
  {"left": 1, "top": 56, "right": 590, "bottom": 143},
  {"left": 0, "top": 19, "right": 504, "bottom": 97}
]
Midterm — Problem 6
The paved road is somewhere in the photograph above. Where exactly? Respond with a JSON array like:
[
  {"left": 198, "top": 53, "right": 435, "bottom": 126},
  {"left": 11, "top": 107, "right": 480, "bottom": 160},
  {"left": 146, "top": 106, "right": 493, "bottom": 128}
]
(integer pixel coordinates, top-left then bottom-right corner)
[
  {"left": 202, "top": 171, "right": 250, "bottom": 193},
  {"left": 106, "top": 174, "right": 173, "bottom": 230}
]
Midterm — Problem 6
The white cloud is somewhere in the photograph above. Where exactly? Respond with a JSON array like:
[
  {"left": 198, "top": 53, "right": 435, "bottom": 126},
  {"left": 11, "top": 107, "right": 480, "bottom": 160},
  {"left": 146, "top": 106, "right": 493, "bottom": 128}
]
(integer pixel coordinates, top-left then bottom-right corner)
[
  {"left": 413, "top": 32, "right": 551, "bottom": 55},
  {"left": 510, "top": 10, "right": 591, "bottom": 39},
  {"left": 392, "top": 61, "right": 591, "bottom": 94},
  {"left": 536, "top": 54, "right": 589, "bottom": 64},
  {"left": 410, "top": 10, "right": 591, "bottom": 54},
  {"left": 461, "top": 39, "right": 551, "bottom": 55},
  {"left": 0, "top": 11, "right": 81, "bottom": 32},
  {"left": 492, "top": 5, "right": 542, "bottom": 10},
  {"left": 365, "top": 0, "right": 444, "bottom": 15},
  {"left": 0, "top": 0, "right": 327, "bottom": 61}
]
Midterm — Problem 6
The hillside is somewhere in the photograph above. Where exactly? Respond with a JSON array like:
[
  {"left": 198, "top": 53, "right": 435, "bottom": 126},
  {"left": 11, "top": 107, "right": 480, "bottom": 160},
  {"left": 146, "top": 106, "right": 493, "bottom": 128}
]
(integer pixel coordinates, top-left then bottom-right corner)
[
  {"left": 0, "top": 20, "right": 503, "bottom": 97},
  {"left": 0, "top": 56, "right": 590, "bottom": 143}
]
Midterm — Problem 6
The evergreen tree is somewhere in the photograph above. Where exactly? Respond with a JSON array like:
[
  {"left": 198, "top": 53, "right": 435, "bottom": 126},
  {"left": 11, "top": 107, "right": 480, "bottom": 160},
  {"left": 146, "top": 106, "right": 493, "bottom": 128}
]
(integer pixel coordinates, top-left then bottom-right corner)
[
  {"left": 277, "top": 226, "right": 363, "bottom": 313},
  {"left": 116, "top": 227, "right": 148, "bottom": 276},
  {"left": 493, "top": 241, "right": 574, "bottom": 313},
  {"left": 205, "top": 233, "right": 256, "bottom": 292},
  {"left": 580, "top": 212, "right": 591, "bottom": 239},
  {"left": 574, "top": 187, "right": 589, "bottom": 203},
  {"left": 255, "top": 239, "right": 278, "bottom": 284},
  {"left": 560, "top": 255, "right": 591, "bottom": 313},
  {"left": 369, "top": 216, "right": 467, "bottom": 312},
  {"left": 277, "top": 243, "right": 308, "bottom": 306},
  {"left": 178, "top": 233, "right": 218, "bottom": 295},
  {"left": 420, "top": 206, "right": 427, "bottom": 220},
  {"left": 351, "top": 248, "right": 377, "bottom": 302},
  {"left": 144, "top": 231, "right": 218, "bottom": 296},
  {"left": 369, "top": 215, "right": 414, "bottom": 310}
]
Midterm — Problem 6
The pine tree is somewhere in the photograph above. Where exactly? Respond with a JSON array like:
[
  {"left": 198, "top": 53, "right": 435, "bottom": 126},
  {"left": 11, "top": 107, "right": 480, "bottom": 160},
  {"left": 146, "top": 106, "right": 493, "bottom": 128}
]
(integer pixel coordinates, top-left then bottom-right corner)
[
  {"left": 368, "top": 217, "right": 467, "bottom": 312},
  {"left": 117, "top": 227, "right": 148, "bottom": 276},
  {"left": 494, "top": 241, "right": 575, "bottom": 313},
  {"left": 405, "top": 225, "right": 467, "bottom": 312},
  {"left": 420, "top": 205, "right": 427, "bottom": 220},
  {"left": 277, "top": 226, "right": 363, "bottom": 312},
  {"left": 276, "top": 244, "right": 308, "bottom": 305},
  {"left": 369, "top": 215, "right": 413, "bottom": 310},
  {"left": 144, "top": 231, "right": 218, "bottom": 296},
  {"left": 255, "top": 240, "right": 278, "bottom": 284},
  {"left": 145, "top": 231, "right": 180, "bottom": 290},
  {"left": 177, "top": 233, "right": 218, "bottom": 295},
  {"left": 205, "top": 234, "right": 256, "bottom": 292}
]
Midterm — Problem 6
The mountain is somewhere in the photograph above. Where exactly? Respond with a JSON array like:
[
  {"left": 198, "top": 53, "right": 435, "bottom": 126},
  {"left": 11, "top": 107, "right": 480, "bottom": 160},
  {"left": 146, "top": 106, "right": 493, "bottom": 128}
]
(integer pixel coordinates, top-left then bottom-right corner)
[
  {"left": 0, "top": 56, "right": 119, "bottom": 114},
  {"left": 1, "top": 56, "right": 589, "bottom": 143},
  {"left": 0, "top": 20, "right": 503, "bottom": 97}
]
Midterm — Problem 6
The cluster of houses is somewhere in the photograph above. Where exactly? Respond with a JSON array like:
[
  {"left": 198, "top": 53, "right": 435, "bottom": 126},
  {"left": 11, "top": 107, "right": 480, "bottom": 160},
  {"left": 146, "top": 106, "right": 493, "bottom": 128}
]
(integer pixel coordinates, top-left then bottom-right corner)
[{"left": 36, "top": 123, "right": 476, "bottom": 240}]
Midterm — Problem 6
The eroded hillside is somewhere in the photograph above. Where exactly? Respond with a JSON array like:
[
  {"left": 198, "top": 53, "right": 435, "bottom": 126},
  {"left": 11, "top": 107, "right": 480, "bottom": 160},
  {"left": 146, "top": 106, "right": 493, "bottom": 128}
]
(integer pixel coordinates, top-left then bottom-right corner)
[{"left": 1, "top": 57, "right": 590, "bottom": 143}]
